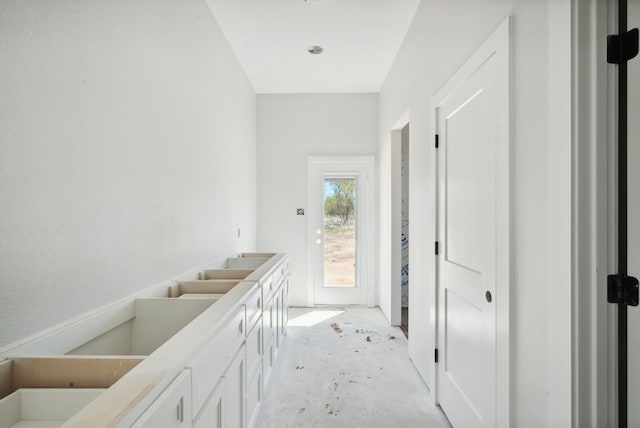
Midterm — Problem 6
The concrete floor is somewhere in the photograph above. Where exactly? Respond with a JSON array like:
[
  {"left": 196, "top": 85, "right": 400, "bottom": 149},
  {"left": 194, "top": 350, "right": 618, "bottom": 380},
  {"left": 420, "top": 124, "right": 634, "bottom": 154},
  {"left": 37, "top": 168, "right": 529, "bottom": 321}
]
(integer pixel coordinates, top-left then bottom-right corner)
[{"left": 256, "top": 307, "right": 451, "bottom": 428}]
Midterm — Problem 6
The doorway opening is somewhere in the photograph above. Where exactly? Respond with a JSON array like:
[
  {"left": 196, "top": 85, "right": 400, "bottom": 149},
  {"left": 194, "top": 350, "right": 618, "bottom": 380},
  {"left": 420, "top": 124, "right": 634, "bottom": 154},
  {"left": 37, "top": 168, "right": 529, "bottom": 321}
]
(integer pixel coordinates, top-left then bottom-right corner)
[
  {"left": 390, "top": 112, "right": 410, "bottom": 330},
  {"left": 400, "top": 125, "right": 410, "bottom": 337}
]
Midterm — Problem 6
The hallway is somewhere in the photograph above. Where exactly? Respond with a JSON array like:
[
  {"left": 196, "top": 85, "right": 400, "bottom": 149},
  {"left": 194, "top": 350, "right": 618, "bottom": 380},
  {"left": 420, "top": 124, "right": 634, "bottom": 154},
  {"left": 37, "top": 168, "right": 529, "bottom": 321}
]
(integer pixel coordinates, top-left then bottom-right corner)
[{"left": 256, "top": 307, "right": 451, "bottom": 428}]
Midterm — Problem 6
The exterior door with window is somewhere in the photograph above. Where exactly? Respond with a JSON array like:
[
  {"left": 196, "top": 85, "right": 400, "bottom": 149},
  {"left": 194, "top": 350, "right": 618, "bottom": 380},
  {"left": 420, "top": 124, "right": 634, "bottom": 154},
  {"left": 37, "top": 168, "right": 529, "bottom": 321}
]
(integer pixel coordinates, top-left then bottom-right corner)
[{"left": 307, "top": 156, "right": 374, "bottom": 306}]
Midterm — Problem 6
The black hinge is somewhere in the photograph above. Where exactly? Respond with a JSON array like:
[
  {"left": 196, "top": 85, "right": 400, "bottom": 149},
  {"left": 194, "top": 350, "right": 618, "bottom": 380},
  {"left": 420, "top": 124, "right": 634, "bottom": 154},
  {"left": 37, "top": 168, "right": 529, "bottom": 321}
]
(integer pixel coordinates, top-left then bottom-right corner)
[
  {"left": 435, "top": 241, "right": 439, "bottom": 255},
  {"left": 435, "top": 134, "right": 439, "bottom": 149},
  {"left": 607, "top": 28, "right": 639, "bottom": 64},
  {"left": 608, "top": 274, "right": 640, "bottom": 306},
  {"left": 434, "top": 348, "right": 439, "bottom": 363}
]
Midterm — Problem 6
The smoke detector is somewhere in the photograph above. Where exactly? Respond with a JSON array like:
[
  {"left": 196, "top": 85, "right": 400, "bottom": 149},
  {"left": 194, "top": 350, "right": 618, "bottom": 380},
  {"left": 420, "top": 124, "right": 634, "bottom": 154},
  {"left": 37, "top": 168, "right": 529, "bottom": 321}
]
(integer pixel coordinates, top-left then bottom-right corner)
[{"left": 307, "top": 46, "right": 324, "bottom": 55}]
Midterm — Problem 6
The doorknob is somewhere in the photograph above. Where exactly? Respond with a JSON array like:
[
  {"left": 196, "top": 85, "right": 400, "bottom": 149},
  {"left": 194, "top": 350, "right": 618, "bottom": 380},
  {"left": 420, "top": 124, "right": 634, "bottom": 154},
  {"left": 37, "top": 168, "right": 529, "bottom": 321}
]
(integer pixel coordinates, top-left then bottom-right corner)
[{"left": 485, "top": 291, "right": 492, "bottom": 303}]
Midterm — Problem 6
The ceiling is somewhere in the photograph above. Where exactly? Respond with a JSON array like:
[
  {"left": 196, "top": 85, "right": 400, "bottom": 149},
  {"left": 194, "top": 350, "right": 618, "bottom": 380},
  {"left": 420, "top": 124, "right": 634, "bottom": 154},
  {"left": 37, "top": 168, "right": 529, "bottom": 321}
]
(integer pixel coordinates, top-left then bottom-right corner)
[{"left": 205, "top": 0, "right": 421, "bottom": 94}]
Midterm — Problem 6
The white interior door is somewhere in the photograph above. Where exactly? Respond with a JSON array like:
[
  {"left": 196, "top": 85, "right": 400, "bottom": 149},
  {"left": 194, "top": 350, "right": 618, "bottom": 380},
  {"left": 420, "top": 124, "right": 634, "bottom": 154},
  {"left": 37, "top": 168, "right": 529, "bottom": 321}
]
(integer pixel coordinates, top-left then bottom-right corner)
[
  {"left": 434, "top": 19, "right": 510, "bottom": 428},
  {"left": 307, "top": 156, "right": 374, "bottom": 306}
]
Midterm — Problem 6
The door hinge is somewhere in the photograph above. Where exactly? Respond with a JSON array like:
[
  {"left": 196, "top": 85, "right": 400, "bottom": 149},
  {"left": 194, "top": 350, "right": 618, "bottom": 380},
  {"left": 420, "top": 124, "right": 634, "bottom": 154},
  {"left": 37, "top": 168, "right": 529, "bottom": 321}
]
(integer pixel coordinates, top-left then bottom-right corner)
[
  {"left": 608, "top": 274, "right": 639, "bottom": 306},
  {"left": 435, "top": 241, "right": 439, "bottom": 255},
  {"left": 434, "top": 348, "right": 439, "bottom": 363},
  {"left": 435, "top": 134, "right": 439, "bottom": 149},
  {"left": 607, "top": 28, "right": 639, "bottom": 64}
]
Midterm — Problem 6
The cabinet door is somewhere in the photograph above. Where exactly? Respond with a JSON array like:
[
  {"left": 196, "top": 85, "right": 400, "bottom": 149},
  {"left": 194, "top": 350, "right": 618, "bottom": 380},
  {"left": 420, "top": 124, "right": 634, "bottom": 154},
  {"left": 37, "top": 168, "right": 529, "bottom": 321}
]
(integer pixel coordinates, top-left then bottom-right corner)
[
  {"left": 274, "top": 292, "right": 281, "bottom": 350},
  {"left": 277, "top": 286, "right": 286, "bottom": 347},
  {"left": 193, "top": 377, "right": 225, "bottom": 428},
  {"left": 263, "top": 296, "right": 275, "bottom": 344},
  {"left": 263, "top": 334, "right": 275, "bottom": 387},
  {"left": 246, "top": 318, "right": 262, "bottom": 378},
  {"left": 190, "top": 306, "right": 244, "bottom": 415},
  {"left": 131, "top": 370, "right": 191, "bottom": 428},
  {"left": 226, "top": 345, "right": 245, "bottom": 428},
  {"left": 246, "top": 367, "right": 262, "bottom": 428},
  {"left": 282, "top": 286, "right": 289, "bottom": 337}
]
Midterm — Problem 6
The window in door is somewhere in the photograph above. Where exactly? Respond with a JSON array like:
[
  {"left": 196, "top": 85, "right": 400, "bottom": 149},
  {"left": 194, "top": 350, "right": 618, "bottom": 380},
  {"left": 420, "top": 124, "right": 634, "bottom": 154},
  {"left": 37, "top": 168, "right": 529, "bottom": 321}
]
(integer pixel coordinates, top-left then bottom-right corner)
[{"left": 322, "top": 176, "right": 357, "bottom": 288}]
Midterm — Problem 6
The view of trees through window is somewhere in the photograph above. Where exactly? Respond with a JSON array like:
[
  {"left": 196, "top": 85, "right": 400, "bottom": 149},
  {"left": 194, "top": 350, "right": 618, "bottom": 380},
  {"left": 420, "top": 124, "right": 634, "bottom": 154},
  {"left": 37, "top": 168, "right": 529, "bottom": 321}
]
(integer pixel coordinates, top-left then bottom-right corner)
[{"left": 323, "top": 177, "right": 357, "bottom": 287}]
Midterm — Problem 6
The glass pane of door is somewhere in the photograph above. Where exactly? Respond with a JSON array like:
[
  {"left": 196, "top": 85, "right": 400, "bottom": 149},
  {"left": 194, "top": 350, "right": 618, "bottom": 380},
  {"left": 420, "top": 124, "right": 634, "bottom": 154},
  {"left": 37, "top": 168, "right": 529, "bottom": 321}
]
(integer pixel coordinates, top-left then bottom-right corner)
[
  {"left": 323, "top": 177, "right": 357, "bottom": 287},
  {"left": 628, "top": 1, "right": 640, "bottom": 425}
]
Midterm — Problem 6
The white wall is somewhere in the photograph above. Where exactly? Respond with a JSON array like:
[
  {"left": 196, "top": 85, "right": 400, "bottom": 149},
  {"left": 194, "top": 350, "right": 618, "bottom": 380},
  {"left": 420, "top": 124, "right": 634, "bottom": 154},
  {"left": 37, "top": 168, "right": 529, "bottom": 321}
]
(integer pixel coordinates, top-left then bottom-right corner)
[
  {"left": 256, "top": 94, "right": 378, "bottom": 306},
  {"left": 0, "top": 0, "right": 257, "bottom": 348},
  {"left": 379, "top": 0, "right": 565, "bottom": 426}
]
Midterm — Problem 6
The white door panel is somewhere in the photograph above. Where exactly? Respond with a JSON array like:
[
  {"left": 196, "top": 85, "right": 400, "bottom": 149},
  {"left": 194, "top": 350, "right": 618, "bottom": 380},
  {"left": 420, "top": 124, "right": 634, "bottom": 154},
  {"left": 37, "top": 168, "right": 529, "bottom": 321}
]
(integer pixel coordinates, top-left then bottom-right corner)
[
  {"left": 443, "top": 288, "right": 491, "bottom": 419},
  {"left": 434, "top": 18, "right": 510, "bottom": 428},
  {"left": 438, "top": 58, "right": 496, "bottom": 428},
  {"left": 445, "top": 89, "right": 493, "bottom": 276}
]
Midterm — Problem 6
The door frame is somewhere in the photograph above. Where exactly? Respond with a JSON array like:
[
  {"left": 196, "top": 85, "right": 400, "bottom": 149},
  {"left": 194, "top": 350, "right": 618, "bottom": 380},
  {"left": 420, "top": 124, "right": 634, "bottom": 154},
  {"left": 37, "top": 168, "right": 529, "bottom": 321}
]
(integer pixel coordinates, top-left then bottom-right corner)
[
  {"left": 306, "top": 156, "right": 376, "bottom": 307},
  {"left": 390, "top": 110, "right": 411, "bottom": 326},
  {"left": 571, "top": 0, "right": 613, "bottom": 426},
  {"left": 430, "top": 17, "right": 511, "bottom": 427}
]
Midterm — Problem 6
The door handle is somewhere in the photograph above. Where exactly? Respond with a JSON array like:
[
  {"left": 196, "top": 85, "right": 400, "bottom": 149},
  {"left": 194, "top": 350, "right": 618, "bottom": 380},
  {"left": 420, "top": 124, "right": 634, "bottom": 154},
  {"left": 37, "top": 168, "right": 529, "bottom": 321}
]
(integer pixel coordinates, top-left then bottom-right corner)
[{"left": 176, "top": 397, "right": 184, "bottom": 422}]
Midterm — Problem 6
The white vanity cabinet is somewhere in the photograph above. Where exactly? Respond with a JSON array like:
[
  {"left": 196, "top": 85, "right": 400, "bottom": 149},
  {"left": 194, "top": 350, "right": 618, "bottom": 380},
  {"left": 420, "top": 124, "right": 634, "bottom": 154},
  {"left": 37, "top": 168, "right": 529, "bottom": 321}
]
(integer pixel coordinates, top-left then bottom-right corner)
[{"left": 0, "top": 253, "right": 290, "bottom": 428}]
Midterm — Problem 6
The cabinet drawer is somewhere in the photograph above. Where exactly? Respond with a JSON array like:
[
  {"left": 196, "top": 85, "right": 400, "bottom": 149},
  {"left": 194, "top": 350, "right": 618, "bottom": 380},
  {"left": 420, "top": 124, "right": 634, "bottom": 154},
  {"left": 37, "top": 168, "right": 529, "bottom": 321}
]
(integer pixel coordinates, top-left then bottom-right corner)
[
  {"left": 262, "top": 277, "right": 274, "bottom": 303},
  {"left": 246, "top": 367, "right": 262, "bottom": 428},
  {"left": 283, "top": 276, "right": 290, "bottom": 299},
  {"left": 189, "top": 306, "right": 244, "bottom": 416},
  {"left": 132, "top": 370, "right": 191, "bottom": 428},
  {"left": 271, "top": 266, "right": 283, "bottom": 292},
  {"left": 244, "top": 288, "right": 262, "bottom": 336},
  {"left": 246, "top": 319, "right": 262, "bottom": 377}
]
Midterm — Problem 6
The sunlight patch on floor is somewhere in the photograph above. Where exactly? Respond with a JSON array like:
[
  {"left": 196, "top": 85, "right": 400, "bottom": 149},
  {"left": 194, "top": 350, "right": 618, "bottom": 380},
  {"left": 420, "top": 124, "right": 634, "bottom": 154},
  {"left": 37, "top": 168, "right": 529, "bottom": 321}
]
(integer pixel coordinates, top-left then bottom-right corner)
[{"left": 287, "top": 310, "right": 344, "bottom": 327}]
